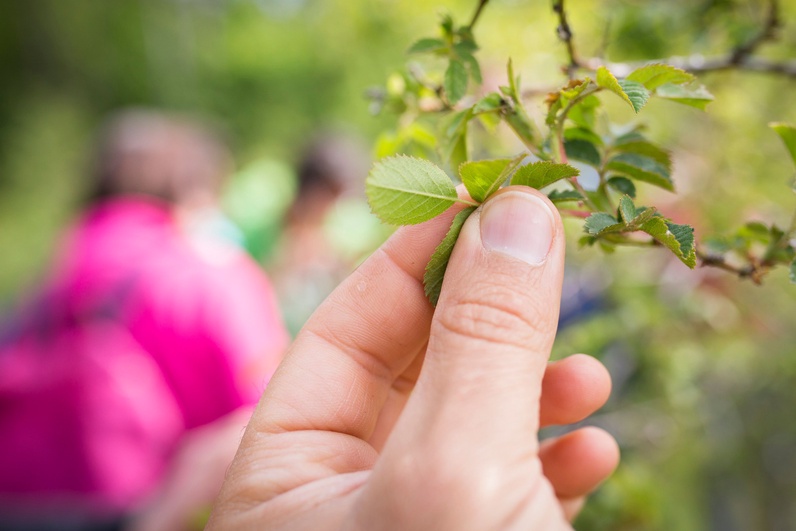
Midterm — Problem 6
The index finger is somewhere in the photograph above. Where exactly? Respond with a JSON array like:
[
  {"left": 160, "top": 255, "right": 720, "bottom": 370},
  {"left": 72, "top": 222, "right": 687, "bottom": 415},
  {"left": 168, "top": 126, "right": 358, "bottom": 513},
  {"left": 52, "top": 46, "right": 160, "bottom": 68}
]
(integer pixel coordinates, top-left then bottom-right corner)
[{"left": 247, "top": 204, "right": 463, "bottom": 442}]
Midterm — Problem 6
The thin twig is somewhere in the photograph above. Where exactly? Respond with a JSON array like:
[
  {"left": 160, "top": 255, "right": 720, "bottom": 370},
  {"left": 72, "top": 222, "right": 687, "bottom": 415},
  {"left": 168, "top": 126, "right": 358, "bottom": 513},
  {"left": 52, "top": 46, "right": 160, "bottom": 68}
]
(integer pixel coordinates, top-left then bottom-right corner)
[
  {"left": 552, "top": 0, "right": 580, "bottom": 79},
  {"left": 556, "top": 0, "right": 795, "bottom": 79},
  {"left": 468, "top": 0, "right": 490, "bottom": 30}
]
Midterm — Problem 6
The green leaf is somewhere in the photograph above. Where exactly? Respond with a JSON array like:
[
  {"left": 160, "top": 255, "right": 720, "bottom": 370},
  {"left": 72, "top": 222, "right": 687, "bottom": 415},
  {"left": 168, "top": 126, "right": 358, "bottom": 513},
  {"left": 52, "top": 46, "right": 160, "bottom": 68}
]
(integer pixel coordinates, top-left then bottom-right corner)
[
  {"left": 617, "top": 80, "right": 650, "bottom": 113},
  {"left": 461, "top": 52, "right": 483, "bottom": 84},
  {"left": 444, "top": 59, "right": 469, "bottom": 104},
  {"left": 584, "top": 213, "right": 624, "bottom": 235},
  {"left": 607, "top": 176, "right": 636, "bottom": 198},
  {"left": 612, "top": 139, "right": 672, "bottom": 173},
  {"left": 424, "top": 207, "right": 477, "bottom": 305},
  {"left": 618, "top": 195, "right": 636, "bottom": 224},
  {"left": 564, "top": 126, "right": 604, "bottom": 146},
  {"left": 548, "top": 189, "right": 584, "bottom": 203},
  {"left": 769, "top": 122, "right": 796, "bottom": 166},
  {"left": 640, "top": 217, "right": 696, "bottom": 268},
  {"left": 568, "top": 94, "right": 600, "bottom": 129},
  {"left": 655, "top": 83, "right": 714, "bottom": 110},
  {"left": 459, "top": 158, "right": 513, "bottom": 203},
  {"left": 473, "top": 92, "right": 504, "bottom": 114},
  {"left": 626, "top": 64, "right": 695, "bottom": 90},
  {"left": 596, "top": 67, "right": 649, "bottom": 113},
  {"left": 366, "top": 156, "right": 459, "bottom": 225},
  {"left": 442, "top": 108, "right": 473, "bottom": 169},
  {"left": 511, "top": 161, "right": 580, "bottom": 189},
  {"left": 790, "top": 260, "right": 796, "bottom": 284},
  {"left": 408, "top": 38, "right": 447, "bottom": 54},
  {"left": 564, "top": 139, "right": 601, "bottom": 166},
  {"left": 606, "top": 152, "right": 674, "bottom": 191}
]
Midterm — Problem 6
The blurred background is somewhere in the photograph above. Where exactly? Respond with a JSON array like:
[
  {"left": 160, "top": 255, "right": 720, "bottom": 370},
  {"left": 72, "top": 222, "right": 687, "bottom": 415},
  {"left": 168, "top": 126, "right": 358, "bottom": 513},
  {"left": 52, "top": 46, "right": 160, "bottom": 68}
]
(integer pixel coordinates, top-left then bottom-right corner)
[{"left": 0, "top": 0, "right": 795, "bottom": 529}]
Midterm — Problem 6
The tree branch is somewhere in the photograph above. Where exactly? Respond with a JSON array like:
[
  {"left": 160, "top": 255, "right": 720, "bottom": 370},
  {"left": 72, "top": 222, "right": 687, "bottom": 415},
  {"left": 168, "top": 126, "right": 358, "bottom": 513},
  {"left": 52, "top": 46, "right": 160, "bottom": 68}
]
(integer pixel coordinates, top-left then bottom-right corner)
[
  {"left": 556, "top": 0, "right": 795, "bottom": 79},
  {"left": 552, "top": 0, "right": 579, "bottom": 79}
]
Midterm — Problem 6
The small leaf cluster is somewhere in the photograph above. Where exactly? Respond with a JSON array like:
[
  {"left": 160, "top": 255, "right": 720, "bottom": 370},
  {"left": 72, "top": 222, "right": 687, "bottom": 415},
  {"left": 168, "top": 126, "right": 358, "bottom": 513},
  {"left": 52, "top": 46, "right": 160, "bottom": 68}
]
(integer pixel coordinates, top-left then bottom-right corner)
[
  {"left": 366, "top": 155, "right": 579, "bottom": 304},
  {"left": 365, "top": 3, "right": 796, "bottom": 302},
  {"left": 407, "top": 14, "right": 482, "bottom": 105}
]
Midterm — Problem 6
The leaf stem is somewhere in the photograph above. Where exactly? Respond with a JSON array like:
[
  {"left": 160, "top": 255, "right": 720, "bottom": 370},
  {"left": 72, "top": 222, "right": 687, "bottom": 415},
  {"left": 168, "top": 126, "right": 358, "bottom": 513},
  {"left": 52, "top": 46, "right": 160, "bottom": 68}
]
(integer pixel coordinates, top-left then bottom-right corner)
[{"left": 455, "top": 197, "right": 481, "bottom": 207}]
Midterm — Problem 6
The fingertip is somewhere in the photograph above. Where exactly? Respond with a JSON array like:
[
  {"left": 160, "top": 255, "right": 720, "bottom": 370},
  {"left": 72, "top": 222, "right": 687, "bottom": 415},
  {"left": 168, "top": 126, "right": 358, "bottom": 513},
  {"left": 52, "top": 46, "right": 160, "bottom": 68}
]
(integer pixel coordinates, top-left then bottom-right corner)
[
  {"left": 540, "top": 426, "right": 620, "bottom": 499},
  {"left": 540, "top": 354, "right": 612, "bottom": 427}
]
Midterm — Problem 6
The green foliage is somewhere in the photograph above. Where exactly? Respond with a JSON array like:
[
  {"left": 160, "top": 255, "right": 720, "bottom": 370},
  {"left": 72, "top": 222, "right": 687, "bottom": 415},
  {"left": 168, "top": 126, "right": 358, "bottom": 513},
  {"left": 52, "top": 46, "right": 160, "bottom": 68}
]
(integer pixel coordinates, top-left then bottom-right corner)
[
  {"left": 770, "top": 122, "right": 796, "bottom": 166},
  {"left": 366, "top": 156, "right": 461, "bottom": 225},
  {"left": 605, "top": 152, "right": 675, "bottom": 191},
  {"left": 626, "top": 64, "right": 695, "bottom": 90},
  {"left": 510, "top": 161, "right": 580, "bottom": 189},
  {"left": 424, "top": 206, "right": 476, "bottom": 306},
  {"left": 459, "top": 157, "right": 515, "bottom": 203},
  {"left": 597, "top": 66, "right": 649, "bottom": 113},
  {"left": 640, "top": 217, "right": 697, "bottom": 268}
]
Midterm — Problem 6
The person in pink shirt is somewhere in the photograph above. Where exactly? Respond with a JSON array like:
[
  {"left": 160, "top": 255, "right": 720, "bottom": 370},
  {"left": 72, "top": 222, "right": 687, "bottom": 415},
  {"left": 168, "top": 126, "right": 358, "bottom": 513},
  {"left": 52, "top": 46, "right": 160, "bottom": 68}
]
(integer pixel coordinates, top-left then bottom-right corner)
[{"left": 0, "top": 110, "right": 289, "bottom": 530}]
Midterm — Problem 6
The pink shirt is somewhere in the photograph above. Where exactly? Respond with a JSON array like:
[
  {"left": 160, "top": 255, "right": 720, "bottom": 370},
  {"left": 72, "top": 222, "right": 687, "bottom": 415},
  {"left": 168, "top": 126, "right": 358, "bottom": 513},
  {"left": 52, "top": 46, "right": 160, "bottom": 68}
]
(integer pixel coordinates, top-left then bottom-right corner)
[{"left": 0, "top": 196, "right": 288, "bottom": 513}]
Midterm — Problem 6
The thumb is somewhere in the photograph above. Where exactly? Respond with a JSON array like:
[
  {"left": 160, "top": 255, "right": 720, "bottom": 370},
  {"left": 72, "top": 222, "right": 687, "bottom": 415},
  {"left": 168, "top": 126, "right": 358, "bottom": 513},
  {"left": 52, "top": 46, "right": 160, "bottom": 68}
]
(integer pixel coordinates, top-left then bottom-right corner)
[
  {"left": 411, "top": 185, "right": 565, "bottom": 450},
  {"left": 352, "top": 187, "right": 570, "bottom": 530}
]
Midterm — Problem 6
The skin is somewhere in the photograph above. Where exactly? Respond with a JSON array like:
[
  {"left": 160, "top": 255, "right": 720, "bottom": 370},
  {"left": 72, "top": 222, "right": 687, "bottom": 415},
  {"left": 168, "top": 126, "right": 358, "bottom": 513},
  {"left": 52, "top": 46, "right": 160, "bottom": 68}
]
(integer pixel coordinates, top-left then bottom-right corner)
[{"left": 207, "top": 186, "right": 619, "bottom": 530}]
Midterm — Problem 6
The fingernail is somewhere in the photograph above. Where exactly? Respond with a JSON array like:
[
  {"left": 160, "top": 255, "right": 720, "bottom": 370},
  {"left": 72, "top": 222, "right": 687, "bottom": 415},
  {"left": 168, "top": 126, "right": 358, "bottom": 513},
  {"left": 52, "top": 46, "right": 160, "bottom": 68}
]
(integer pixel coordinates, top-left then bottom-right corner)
[{"left": 480, "top": 191, "right": 555, "bottom": 265}]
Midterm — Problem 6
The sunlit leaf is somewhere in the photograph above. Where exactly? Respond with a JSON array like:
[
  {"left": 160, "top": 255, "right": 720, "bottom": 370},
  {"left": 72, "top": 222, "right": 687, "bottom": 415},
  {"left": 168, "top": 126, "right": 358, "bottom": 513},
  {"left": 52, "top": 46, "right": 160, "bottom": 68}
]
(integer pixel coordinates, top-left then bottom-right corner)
[
  {"left": 596, "top": 66, "right": 649, "bottom": 113},
  {"left": 366, "top": 156, "right": 458, "bottom": 225},
  {"left": 655, "top": 83, "right": 714, "bottom": 110},
  {"left": 511, "top": 161, "right": 580, "bottom": 189},
  {"left": 627, "top": 64, "right": 695, "bottom": 90},
  {"left": 459, "top": 158, "right": 513, "bottom": 203}
]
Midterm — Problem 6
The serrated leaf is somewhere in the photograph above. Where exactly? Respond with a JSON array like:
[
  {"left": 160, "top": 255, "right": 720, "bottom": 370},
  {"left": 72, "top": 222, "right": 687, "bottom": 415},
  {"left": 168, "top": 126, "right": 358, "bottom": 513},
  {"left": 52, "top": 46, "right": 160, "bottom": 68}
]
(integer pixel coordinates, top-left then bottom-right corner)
[
  {"left": 640, "top": 217, "right": 696, "bottom": 268},
  {"left": 618, "top": 195, "right": 636, "bottom": 224},
  {"left": 424, "top": 207, "right": 477, "bottom": 305},
  {"left": 655, "top": 83, "right": 714, "bottom": 110},
  {"left": 548, "top": 189, "right": 584, "bottom": 203},
  {"left": 459, "top": 158, "right": 513, "bottom": 203},
  {"left": 596, "top": 66, "right": 649, "bottom": 113},
  {"left": 511, "top": 161, "right": 580, "bottom": 189},
  {"left": 444, "top": 59, "right": 468, "bottom": 104},
  {"left": 626, "top": 64, "right": 695, "bottom": 90},
  {"left": 790, "top": 260, "right": 796, "bottom": 284},
  {"left": 607, "top": 176, "right": 636, "bottom": 198},
  {"left": 408, "top": 38, "right": 447, "bottom": 54},
  {"left": 769, "top": 122, "right": 796, "bottom": 166},
  {"left": 612, "top": 139, "right": 673, "bottom": 173},
  {"left": 617, "top": 80, "right": 650, "bottom": 113},
  {"left": 564, "top": 139, "right": 601, "bottom": 166},
  {"left": 606, "top": 152, "right": 674, "bottom": 191},
  {"left": 584, "top": 212, "right": 624, "bottom": 235},
  {"left": 473, "top": 92, "right": 504, "bottom": 114},
  {"left": 366, "top": 156, "right": 458, "bottom": 225}
]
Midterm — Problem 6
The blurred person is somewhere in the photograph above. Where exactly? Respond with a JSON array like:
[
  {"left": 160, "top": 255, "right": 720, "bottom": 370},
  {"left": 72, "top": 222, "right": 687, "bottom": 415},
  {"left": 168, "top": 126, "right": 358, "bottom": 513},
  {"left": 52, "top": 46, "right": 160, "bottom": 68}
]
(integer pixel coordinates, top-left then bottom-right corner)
[
  {"left": 0, "top": 110, "right": 289, "bottom": 530},
  {"left": 207, "top": 186, "right": 619, "bottom": 529},
  {"left": 271, "top": 132, "right": 389, "bottom": 335}
]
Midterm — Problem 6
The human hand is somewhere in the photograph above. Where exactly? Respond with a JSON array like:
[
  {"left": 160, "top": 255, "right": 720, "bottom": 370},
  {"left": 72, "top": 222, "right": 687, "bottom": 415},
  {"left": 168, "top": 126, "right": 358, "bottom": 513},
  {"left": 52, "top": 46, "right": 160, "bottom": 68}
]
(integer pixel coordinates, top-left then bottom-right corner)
[{"left": 207, "top": 186, "right": 619, "bottom": 530}]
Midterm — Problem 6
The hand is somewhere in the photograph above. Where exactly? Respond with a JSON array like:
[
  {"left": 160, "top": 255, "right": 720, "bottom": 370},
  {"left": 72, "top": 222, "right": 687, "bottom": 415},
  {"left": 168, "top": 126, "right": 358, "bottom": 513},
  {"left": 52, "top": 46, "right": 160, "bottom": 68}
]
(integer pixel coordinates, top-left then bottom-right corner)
[{"left": 207, "top": 187, "right": 619, "bottom": 530}]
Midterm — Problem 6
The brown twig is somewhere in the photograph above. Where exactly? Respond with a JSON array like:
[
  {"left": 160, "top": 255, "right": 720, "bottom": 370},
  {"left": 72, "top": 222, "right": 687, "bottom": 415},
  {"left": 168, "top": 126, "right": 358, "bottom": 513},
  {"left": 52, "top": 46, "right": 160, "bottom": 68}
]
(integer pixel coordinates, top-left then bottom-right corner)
[
  {"left": 468, "top": 0, "right": 490, "bottom": 30},
  {"left": 554, "top": 0, "right": 796, "bottom": 79},
  {"left": 552, "top": 0, "right": 580, "bottom": 79}
]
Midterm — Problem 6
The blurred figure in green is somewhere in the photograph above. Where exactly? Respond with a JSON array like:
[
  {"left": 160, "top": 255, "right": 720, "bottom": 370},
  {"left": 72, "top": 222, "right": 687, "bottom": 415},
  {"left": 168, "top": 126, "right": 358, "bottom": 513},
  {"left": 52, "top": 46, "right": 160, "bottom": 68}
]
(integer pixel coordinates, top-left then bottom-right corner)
[{"left": 270, "top": 131, "right": 390, "bottom": 336}]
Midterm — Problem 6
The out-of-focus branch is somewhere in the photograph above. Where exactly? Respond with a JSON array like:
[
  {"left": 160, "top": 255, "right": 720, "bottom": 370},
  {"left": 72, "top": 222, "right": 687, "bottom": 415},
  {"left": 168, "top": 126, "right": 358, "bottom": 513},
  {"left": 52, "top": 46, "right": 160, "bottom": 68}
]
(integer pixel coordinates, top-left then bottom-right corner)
[
  {"left": 552, "top": 0, "right": 579, "bottom": 79},
  {"left": 555, "top": 0, "right": 796, "bottom": 79},
  {"left": 468, "top": 0, "right": 490, "bottom": 30}
]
